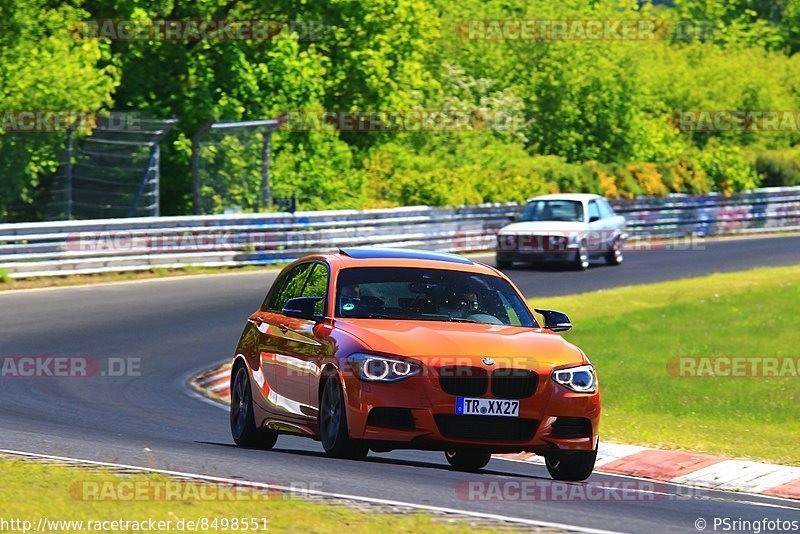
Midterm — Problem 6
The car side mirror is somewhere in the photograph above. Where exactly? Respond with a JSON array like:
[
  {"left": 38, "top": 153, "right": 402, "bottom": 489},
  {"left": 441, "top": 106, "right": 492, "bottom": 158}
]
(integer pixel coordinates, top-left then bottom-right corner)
[
  {"left": 507, "top": 214, "right": 517, "bottom": 222},
  {"left": 534, "top": 308, "right": 572, "bottom": 332},
  {"left": 589, "top": 216, "right": 600, "bottom": 223},
  {"left": 283, "top": 297, "right": 323, "bottom": 321}
]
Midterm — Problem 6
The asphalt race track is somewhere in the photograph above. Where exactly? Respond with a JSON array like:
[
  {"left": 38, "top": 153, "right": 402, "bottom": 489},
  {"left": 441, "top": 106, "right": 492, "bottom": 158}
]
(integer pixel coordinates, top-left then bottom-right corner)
[{"left": 1, "top": 235, "right": 799, "bottom": 533}]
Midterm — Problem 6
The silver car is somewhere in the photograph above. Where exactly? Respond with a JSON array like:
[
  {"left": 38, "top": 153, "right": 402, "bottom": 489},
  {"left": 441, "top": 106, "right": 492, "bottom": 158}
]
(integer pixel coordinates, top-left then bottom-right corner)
[{"left": 495, "top": 194, "right": 626, "bottom": 270}]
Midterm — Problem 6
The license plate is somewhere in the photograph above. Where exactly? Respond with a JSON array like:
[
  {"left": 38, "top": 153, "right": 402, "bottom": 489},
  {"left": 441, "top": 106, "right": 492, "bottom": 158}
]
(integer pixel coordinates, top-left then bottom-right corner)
[{"left": 456, "top": 397, "right": 519, "bottom": 417}]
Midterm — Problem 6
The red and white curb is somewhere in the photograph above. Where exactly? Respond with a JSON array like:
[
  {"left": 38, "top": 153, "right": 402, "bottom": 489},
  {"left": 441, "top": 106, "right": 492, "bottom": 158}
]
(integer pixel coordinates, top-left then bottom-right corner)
[
  {"left": 190, "top": 362, "right": 235, "bottom": 403},
  {"left": 192, "top": 361, "right": 800, "bottom": 501}
]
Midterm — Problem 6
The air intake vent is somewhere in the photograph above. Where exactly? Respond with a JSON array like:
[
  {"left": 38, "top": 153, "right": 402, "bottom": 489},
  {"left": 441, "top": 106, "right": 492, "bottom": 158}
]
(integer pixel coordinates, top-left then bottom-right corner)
[
  {"left": 435, "top": 415, "right": 538, "bottom": 441},
  {"left": 366, "top": 408, "right": 415, "bottom": 430},
  {"left": 551, "top": 417, "right": 592, "bottom": 438}
]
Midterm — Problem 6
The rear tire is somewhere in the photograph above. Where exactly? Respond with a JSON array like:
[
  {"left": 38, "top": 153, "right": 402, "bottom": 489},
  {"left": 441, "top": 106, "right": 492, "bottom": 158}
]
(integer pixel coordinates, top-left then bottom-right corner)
[
  {"left": 230, "top": 365, "right": 278, "bottom": 449},
  {"left": 445, "top": 450, "right": 492, "bottom": 471},
  {"left": 319, "top": 375, "right": 369, "bottom": 460},
  {"left": 545, "top": 445, "right": 597, "bottom": 481}
]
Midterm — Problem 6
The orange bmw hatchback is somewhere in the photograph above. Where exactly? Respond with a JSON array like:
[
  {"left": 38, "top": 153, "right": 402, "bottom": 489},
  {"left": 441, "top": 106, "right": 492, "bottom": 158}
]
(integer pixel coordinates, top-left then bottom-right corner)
[{"left": 230, "top": 248, "right": 600, "bottom": 480}]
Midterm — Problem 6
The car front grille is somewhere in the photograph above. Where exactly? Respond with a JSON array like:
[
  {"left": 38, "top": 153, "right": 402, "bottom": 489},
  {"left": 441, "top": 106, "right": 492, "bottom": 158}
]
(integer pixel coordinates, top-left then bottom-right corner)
[
  {"left": 438, "top": 366, "right": 489, "bottom": 397},
  {"left": 499, "top": 234, "right": 569, "bottom": 252},
  {"left": 536, "top": 235, "right": 569, "bottom": 252},
  {"left": 438, "top": 366, "right": 538, "bottom": 399},
  {"left": 434, "top": 415, "right": 539, "bottom": 441},
  {"left": 491, "top": 369, "right": 538, "bottom": 399}
]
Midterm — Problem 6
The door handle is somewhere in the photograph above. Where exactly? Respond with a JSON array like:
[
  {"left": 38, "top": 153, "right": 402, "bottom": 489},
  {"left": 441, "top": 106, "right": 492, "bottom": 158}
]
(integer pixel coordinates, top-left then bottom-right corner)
[{"left": 277, "top": 324, "right": 290, "bottom": 333}]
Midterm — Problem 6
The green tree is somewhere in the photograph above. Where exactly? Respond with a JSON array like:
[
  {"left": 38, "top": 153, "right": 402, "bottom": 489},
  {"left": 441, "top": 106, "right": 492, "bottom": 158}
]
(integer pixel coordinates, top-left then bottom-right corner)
[{"left": 0, "top": 0, "right": 118, "bottom": 220}]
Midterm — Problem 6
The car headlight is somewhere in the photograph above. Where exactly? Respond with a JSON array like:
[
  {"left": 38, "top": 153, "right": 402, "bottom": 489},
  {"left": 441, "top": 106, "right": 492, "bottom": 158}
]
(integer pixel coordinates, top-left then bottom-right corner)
[
  {"left": 346, "top": 353, "right": 422, "bottom": 383},
  {"left": 552, "top": 364, "right": 597, "bottom": 393}
]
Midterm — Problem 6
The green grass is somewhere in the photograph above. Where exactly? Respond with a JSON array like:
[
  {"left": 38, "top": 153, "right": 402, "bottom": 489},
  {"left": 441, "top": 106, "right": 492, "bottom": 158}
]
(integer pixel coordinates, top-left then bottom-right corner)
[
  {"left": 530, "top": 265, "right": 800, "bottom": 465},
  {"left": 0, "top": 458, "right": 499, "bottom": 533}
]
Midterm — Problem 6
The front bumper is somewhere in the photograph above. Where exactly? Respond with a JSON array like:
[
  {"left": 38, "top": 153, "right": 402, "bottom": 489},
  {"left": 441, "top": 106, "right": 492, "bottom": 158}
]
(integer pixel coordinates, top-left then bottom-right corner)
[
  {"left": 497, "top": 250, "right": 578, "bottom": 264},
  {"left": 342, "top": 367, "right": 600, "bottom": 454}
]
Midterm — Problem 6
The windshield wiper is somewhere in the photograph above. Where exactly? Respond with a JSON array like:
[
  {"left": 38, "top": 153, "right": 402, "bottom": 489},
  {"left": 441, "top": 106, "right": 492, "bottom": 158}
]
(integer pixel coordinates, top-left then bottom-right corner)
[
  {"left": 412, "top": 314, "right": 483, "bottom": 324},
  {"left": 347, "top": 313, "right": 396, "bottom": 319}
]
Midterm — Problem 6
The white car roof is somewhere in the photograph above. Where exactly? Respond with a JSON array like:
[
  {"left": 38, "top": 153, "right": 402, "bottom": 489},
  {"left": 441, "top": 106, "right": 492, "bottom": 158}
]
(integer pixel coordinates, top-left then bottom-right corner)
[{"left": 525, "top": 193, "right": 602, "bottom": 203}]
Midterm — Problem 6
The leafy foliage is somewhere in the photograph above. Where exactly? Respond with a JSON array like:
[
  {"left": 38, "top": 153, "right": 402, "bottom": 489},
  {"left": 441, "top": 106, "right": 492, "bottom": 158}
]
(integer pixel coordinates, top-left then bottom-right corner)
[
  {"left": 0, "top": 0, "right": 118, "bottom": 220},
  {"left": 755, "top": 147, "right": 800, "bottom": 187}
]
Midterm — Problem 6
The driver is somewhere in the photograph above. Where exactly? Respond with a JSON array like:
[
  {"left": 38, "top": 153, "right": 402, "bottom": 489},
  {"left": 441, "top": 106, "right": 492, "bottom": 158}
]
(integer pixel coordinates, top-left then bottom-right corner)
[
  {"left": 341, "top": 284, "right": 360, "bottom": 299},
  {"left": 340, "top": 284, "right": 360, "bottom": 313},
  {"left": 446, "top": 289, "right": 480, "bottom": 317}
]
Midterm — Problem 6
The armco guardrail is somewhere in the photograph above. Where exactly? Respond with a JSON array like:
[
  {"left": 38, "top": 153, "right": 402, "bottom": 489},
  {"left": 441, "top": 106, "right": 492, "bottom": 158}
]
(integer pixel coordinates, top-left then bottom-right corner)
[{"left": 1, "top": 186, "right": 799, "bottom": 278}]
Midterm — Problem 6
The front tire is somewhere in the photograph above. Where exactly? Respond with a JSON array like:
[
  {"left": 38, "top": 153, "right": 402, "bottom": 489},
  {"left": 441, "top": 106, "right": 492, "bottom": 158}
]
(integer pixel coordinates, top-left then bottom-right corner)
[
  {"left": 545, "top": 445, "right": 597, "bottom": 481},
  {"left": 230, "top": 365, "right": 278, "bottom": 449},
  {"left": 319, "top": 375, "right": 369, "bottom": 460},
  {"left": 445, "top": 450, "right": 492, "bottom": 471},
  {"left": 605, "top": 238, "right": 623, "bottom": 266},
  {"left": 496, "top": 255, "right": 513, "bottom": 270},
  {"left": 572, "top": 242, "right": 589, "bottom": 271}
]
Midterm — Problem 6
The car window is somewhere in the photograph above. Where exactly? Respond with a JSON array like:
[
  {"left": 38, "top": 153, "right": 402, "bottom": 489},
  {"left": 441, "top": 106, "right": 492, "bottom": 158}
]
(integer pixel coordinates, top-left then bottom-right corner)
[
  {"left": 599, "top": 199, "right": 616, "bottom": 219},
  {"left": 336, "top": 267, "right": 537, "bottom": 327},
  {"left": 519, "top": 200, "right": 584, "bottom": 222},
  {"left": 300, "top": 263, "right": 329, "bottom": 315},
  {"left": 588, "top": 200, "right": 601, "bottom": 221},
  {"left": 266, "top": 263, "right": 312, "bottom": 312}
]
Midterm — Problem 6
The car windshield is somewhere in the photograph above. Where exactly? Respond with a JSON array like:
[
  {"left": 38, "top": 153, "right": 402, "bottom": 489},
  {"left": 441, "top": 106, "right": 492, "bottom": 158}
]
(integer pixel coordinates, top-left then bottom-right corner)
[
  {"left": 520, "top": 200, "right": 584, "bottom": 222},
  {"left": 336, "top": 267, "right": 537, "bottom": 327}
]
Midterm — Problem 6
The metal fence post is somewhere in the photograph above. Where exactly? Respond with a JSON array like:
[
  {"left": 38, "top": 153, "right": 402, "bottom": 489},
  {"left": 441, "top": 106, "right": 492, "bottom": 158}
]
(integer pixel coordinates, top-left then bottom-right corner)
[
  {"left": 191, "top": 121, "right": 212, "bottom": 216},
  {"left": 65, "top": 130, "right": 74, "bottom": 220},
  {"left": 128, "top": 143, "right": 158, "bottom": 217},
  {"left": 153, "top": 144, "right": 161, "bottom": 217},
  {"left": 261, "top": 132, "right": 273, "bottom": 211}
]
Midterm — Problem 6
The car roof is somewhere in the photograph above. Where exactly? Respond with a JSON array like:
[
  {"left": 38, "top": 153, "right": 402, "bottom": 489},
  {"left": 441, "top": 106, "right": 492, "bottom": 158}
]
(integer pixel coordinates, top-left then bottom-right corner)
[
  {"left": 339, "top": 247, "right": 474, "bottom": 265},
  {"left": 525, "top": 193, "right": 601, "bottom": 203},
  {"left": 309, "top": 248, "right": 502, "bottom": 276}
]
